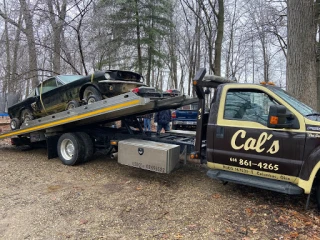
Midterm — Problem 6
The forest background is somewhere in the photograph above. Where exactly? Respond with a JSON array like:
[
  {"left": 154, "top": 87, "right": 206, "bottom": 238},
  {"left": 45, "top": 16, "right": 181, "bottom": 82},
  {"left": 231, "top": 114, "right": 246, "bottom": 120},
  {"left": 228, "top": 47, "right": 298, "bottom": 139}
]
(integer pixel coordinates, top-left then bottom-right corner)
[{"left": 0, "top": 0, "right": 318, "bottom": 111}]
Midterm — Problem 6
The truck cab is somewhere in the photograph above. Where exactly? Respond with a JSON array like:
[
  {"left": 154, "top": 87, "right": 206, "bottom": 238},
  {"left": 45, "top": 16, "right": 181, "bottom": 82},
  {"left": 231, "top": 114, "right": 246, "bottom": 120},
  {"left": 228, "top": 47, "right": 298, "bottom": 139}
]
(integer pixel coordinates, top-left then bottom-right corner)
[{"left": 193, "top": 69, "right": 320, "bottom": 209}]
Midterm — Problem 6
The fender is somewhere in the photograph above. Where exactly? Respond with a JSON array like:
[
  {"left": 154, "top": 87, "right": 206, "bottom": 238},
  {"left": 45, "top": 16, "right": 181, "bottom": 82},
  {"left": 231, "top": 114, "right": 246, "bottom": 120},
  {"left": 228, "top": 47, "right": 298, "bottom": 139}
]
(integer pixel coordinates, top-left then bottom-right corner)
[
  {"left": 79, "top": 83, "right": 100, "bottom": 100},
  {"left": 296, "top": 145, "right": 320, "bottom": 193}
]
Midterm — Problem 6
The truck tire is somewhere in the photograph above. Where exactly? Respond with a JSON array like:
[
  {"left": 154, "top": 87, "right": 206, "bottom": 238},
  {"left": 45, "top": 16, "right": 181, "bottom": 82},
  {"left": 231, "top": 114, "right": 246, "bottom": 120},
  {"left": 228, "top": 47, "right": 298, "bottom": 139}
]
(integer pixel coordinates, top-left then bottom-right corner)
[
  {"left": 66, "top": 100, "right": 80, "bottom": 110},
  {"left": 57, "top": 133, "right": 85, "bottom": 165},
  {"left": 316, "top": 180, "right": 320, "bottom": 211},
  {"left": 84, "top": 86, "right": 102, "bottom": 104},
  {"left": 10, "top": 118, "right": 21, "bottom": 130},
  {"left": 76, "top": 132, "right": 94, "bottom": 163}
]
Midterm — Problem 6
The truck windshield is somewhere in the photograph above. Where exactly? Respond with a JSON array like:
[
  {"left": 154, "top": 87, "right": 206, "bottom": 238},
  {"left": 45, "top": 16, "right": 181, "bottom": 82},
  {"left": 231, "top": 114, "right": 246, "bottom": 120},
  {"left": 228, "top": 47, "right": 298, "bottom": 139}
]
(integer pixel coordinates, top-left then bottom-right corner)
[{"left": 269, "top": 87, "right": 315, "bottom": 116}]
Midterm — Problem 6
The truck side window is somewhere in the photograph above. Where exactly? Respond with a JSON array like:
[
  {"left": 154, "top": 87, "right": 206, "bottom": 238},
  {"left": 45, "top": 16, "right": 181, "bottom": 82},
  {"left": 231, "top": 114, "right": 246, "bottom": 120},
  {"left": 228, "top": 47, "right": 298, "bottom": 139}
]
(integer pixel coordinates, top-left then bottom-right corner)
[{"left": 224, "top": 89, "right": 277, "bottom": 126}]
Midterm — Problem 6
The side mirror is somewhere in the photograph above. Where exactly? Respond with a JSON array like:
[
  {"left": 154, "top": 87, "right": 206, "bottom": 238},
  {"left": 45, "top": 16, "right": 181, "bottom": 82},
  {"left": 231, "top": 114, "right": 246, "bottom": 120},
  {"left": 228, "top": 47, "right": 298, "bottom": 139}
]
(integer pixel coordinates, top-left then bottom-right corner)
[{"left": 267, "top": 105, "right": 293, "bottom": 129}]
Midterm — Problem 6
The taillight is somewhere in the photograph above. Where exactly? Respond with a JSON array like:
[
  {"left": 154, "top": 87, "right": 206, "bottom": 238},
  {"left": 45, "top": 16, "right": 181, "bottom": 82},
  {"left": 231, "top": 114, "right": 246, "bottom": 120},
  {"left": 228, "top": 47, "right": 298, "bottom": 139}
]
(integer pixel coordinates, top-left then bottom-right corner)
[
  {"left": 166, "top": 89, "right": 172, "bottom": 93},
  {"left": 172, "top": 111, "right": 176, "bottom": 119},
  {"left": 132, "top": 87, "right": 140, "bottom": 93}
]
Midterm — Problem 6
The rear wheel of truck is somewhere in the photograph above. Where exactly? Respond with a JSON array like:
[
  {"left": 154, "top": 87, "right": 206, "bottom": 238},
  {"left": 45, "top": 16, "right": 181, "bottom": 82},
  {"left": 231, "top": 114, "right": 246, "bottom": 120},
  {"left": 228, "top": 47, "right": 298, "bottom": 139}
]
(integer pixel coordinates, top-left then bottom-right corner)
[
  {"left": 57, "top": 133, "right": 85, "bottom": 165},
  {"left": 76, "top": 132, "right": 94, "bottom": 163},
  {"left": 84, "top": 86, "right": 102, "bottom": 104}
]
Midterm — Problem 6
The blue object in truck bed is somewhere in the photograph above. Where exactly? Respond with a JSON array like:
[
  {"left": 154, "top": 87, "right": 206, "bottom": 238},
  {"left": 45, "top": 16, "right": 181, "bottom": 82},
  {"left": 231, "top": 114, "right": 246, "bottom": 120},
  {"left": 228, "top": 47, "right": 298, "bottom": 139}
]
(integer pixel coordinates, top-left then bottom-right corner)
[{"left": 172, "top": 103, "right": 198, "bottom": 130}]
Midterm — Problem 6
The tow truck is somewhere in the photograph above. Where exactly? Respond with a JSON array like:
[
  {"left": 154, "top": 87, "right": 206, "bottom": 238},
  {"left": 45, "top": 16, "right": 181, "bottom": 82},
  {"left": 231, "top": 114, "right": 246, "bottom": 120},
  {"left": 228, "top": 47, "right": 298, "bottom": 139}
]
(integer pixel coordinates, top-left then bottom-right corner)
[{"left": 0, "top": 68, "right": 319, "bottom": 210}]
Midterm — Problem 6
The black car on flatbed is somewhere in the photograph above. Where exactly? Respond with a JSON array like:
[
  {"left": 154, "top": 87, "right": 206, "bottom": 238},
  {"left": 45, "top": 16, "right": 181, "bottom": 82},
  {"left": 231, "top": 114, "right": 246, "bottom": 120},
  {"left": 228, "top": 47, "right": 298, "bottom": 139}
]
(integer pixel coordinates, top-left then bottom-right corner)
[{"left": 8, "top": 70, "right": 146, "bottom": 129}]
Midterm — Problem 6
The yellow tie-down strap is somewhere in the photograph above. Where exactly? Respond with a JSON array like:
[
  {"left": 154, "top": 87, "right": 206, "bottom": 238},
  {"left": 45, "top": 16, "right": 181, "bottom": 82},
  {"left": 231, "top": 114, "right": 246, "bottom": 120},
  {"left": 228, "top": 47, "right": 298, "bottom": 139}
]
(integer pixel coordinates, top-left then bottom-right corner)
[{"left": 0, "top": 99, "right": 140, "bottom": 140}]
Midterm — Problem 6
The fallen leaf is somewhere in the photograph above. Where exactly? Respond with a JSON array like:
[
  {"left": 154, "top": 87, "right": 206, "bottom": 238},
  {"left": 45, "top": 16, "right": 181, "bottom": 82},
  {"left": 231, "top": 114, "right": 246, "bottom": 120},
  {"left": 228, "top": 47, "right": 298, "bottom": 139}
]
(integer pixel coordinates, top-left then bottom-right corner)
[
  {"left": 289, "top": 231, "right": 299, "bottom": 238},
  {"left": 136, "top": 186, "right": 143, "bottom": 190},
  {"left": 245, "top": 208, "right": 253, "bottom": 216},
  {"left": 240, "top": 227, "right": 247, "bottom": 234},
  {"left": 249, "top": 227, "right": 258, "bottom": 234},
  {"left": 79, "top": 219, "right": 88, "bottom": 225},
  {"left": 174, "top": 233, "right": 183, "bottom": 239},
  {"left": 212, "top": 194, "right": 221, "bottom": 199}
]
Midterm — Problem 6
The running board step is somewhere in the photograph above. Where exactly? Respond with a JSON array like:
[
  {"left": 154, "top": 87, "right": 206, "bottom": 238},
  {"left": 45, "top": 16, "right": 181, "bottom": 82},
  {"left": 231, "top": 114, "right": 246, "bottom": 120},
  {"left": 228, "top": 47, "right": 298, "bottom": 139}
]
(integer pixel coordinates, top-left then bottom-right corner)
[{"left": 207, "top": 169, "right": 303, "bottom": 195}]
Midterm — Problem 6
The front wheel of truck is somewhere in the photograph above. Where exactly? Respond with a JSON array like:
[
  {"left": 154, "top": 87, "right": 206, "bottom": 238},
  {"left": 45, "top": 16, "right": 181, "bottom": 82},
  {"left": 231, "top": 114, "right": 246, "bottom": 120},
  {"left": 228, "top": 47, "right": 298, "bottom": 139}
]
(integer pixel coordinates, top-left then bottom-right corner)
[{"left": 316, "top": 180, "right": 320, "bottom": 211}]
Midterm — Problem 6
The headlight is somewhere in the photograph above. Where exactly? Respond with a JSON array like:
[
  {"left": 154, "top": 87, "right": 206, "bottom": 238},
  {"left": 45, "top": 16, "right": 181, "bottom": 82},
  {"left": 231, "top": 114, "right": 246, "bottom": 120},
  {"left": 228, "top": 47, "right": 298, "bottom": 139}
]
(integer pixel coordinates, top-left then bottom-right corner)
[{"left": 104, "top": 73, "right": 110, "bottom": 79}]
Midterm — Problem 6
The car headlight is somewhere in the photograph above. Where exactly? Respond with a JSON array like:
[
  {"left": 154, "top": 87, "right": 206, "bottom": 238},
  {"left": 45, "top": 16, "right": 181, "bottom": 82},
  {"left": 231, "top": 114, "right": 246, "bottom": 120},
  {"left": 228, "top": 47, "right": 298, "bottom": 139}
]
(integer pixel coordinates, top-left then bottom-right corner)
[{"left": 104, "top": 73, "right": 111, "bottom": 79}]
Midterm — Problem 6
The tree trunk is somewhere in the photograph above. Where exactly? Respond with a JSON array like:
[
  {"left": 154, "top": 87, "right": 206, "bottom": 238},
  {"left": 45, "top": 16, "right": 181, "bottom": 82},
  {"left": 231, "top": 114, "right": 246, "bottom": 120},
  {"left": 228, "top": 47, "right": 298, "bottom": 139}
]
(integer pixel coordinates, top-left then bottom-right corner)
[
  {"left": 4, "top": 0, "right": 11, "bottom": 94},
  {"left": 214, "top": 0, "right": 224, "bottom": 76},
  {"left": 287, "top": 0, "right": 317, "bottom": 109},
  {"left": 134, "top": 0, "right": 143, "bottom": 75},
  {"left": 47, "top": 0, "right": 67, "bottom": 75},
  {"left": 20, "top": 0, "right": 38, "bottom": 89}
]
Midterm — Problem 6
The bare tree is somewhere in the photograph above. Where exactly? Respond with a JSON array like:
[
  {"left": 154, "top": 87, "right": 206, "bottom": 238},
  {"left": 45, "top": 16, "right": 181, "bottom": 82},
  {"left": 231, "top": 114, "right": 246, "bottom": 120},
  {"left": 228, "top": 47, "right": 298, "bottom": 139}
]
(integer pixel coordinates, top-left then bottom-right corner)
[{"left": 287, "top": 0, "right": 317, "bottom": 109}]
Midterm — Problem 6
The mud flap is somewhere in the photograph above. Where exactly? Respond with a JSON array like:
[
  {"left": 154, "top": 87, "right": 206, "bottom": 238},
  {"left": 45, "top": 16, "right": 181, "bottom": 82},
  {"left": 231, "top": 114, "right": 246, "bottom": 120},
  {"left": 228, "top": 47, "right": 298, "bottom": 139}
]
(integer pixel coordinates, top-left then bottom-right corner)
[{"left": 46, "top": 135, "right": 60, "bottom": 159}]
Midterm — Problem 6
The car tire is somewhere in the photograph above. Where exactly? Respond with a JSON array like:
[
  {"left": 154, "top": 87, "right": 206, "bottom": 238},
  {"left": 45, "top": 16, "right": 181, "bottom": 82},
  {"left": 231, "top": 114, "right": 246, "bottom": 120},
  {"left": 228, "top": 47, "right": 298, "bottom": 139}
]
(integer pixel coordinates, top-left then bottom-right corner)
[
  {"left": 83, "top": 86, "right": 102, "bottom": 104},
  {"left": 20, "top": 108, "right": 34, "bottom": 123},
  {"left": 57, "top": 133, "right": 85, "bottom": 165},
  {"left": 10, "top": 118, "right": 21, "bottom": 130},
  {"left": 66, "top": 100, "right": 80, "bottom": 110},
  {"left": 76, "top": 132, "right": 94, "bottom": 163}
]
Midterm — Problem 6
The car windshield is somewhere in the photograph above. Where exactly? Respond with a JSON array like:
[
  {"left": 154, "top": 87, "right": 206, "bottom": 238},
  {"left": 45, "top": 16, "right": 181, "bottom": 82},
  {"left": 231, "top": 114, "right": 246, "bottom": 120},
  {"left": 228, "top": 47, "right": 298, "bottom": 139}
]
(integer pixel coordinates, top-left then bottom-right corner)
[
  {"left": 269, "top": 87, "right": 315, "bottom": 116},
  {"left": 58, "top": 75, "right": 83, "bottom": 84}
]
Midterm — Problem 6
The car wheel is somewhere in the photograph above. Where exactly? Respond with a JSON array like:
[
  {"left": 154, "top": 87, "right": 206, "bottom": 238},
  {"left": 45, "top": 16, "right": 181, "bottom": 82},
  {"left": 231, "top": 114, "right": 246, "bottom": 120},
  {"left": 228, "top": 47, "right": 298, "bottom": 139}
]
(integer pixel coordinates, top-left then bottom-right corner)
[
  {"left": 10, "top": 118, "right": 21, "bottom": 130},
  {"left": 83, "top": 86, "right": 102, "bottom": 104},
  {"left": 20, "top": 108, "right": 34, "bottom": 123},
  {"left": 57, "top": 133, "right": 85, "bottom": 165},
  {"left": 66, "top": 100, "right": 80, "bottom": 110},
  {"left": 76, "top": 132, "right": 94, "bottom": 163}
]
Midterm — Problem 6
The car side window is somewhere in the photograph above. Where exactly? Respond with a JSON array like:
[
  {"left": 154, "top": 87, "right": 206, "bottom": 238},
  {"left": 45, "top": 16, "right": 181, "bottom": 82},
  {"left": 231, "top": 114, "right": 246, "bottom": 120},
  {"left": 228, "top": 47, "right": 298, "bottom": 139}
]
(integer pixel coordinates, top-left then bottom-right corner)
[
  {"left": 39, "top": 78, "right": 58, "bottom": 94},
  {"left": 224, "top": 89, "right": 277, "bottom": 126}
]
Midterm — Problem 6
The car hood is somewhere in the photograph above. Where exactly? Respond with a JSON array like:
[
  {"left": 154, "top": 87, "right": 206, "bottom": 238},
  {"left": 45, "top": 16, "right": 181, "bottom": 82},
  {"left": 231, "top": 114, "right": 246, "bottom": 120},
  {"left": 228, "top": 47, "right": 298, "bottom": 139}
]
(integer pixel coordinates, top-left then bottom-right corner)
[{"left": 98, "top": 80, "right": 145, "bottom": 86}]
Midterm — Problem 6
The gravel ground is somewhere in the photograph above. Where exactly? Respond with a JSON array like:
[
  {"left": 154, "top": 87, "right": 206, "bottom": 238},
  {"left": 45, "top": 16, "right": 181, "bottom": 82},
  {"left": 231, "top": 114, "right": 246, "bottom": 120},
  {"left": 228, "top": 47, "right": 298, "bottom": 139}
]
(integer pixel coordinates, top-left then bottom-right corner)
[{"left": 0, "top": 142, "right": 319, "bottom": 240}]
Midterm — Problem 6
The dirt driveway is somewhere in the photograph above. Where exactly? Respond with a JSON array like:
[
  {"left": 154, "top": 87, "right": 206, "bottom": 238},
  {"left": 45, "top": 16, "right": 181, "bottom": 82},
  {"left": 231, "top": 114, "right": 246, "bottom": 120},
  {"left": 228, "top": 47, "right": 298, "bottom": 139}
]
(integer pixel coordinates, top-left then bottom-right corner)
[{"left": 0, "top": 143, "right": 319, "bottom": 240}]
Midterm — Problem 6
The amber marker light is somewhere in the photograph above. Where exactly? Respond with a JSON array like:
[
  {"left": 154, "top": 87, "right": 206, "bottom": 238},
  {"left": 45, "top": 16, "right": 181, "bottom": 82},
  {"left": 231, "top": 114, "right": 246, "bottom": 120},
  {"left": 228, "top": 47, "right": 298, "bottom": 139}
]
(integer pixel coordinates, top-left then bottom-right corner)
[
  {"left": 270, "top": 116, "right": 278, "bottom": 125},
  {"left": 190, "top": 152, "right": 199, "bottom": 159},
  {"left": 193, "top": 80, "right": 197, "bottom": 85},
  {"left": 110, "top": 140, "right": 118, "bottom": 146}
]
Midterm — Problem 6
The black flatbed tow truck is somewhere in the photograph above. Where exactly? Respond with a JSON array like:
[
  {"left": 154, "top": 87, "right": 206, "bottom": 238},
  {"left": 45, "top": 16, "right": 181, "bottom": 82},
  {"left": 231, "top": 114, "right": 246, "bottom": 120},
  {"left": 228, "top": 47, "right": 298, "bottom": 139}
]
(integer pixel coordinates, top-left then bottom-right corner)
[{"left": 1, "top": 68, "right": 320, "bottom": 211}]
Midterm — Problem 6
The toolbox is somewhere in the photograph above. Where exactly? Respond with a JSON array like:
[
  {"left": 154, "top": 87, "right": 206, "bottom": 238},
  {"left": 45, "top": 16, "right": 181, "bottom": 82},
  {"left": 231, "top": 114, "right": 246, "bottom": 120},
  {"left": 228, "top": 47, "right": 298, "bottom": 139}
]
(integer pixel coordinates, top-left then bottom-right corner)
[{"left": 118, "top": 138, "right": 180, "bottom": 173}]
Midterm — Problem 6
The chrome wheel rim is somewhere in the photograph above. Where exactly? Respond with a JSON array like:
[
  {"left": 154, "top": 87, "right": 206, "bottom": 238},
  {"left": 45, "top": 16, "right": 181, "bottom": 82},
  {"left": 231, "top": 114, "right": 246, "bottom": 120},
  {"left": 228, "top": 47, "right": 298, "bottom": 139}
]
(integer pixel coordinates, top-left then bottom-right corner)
[
  {"left": 60, "top": 139, "right": 75, "bottom": 161},
  {"left": 87, "top": 96, "right": 96, "bottom": 104}
]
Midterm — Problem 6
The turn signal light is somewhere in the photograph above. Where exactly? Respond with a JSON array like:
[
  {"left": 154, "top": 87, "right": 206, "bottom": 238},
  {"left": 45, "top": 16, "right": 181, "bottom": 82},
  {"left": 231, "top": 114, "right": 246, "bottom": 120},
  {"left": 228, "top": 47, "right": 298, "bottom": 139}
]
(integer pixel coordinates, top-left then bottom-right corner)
[
  {"left": 172, "top": 111, "right": 176, "bottom": 119},
  {"left": 270, "top": 116, "right": 278, "bottom": 125},
  {"left": 193, "top": 80, "right": 197, "bottom": 85},
  {"left": 190, "top": 152, "right": 199, "bottom": 159},
  {"left": 260, "top": 81, "right": 276, "bottom": 86},
  {"left": 110, "top": 140, "right": 118, "bottom": 146}
]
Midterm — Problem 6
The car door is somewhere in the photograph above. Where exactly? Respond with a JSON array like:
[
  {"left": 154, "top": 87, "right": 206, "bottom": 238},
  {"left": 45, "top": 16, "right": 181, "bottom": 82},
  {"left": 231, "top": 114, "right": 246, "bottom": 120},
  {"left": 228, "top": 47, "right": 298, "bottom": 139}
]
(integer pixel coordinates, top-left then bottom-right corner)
[
  {"left": 211, "top": 86, "right": 305, "bottom": 181},
  {"left": 38, "top": 78, "right": 62, "bottom": 115}
]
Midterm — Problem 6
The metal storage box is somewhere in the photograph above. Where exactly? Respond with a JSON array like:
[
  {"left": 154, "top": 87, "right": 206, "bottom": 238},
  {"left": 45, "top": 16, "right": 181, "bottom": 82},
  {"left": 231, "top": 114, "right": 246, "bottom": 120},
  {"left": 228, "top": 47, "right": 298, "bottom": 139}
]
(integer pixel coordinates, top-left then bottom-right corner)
[{"left": 118, "top": 138, "right": 180, "bottom": 173}]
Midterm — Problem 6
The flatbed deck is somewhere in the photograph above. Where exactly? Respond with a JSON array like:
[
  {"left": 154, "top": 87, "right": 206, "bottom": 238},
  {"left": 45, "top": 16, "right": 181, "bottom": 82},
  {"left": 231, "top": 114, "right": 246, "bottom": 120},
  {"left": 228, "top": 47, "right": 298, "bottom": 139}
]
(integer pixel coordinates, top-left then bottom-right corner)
[{"left": 0, "top": 93, "right": 197, "bottom": 140}]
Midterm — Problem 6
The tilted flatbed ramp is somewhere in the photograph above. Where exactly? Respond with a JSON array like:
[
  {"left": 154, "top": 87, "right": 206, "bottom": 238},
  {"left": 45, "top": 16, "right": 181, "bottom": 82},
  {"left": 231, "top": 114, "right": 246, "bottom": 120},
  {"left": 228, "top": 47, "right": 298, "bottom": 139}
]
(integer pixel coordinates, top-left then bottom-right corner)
[{"left": 0, "top": 92, "right": 197, "bottom": 140}]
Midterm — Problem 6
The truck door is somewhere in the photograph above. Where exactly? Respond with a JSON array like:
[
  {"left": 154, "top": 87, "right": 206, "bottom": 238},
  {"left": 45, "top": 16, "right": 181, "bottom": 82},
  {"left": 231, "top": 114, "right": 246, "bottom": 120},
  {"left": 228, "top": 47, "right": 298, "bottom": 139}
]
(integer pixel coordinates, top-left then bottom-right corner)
[{"left": 209, "top": 86, "right": 305, "bottom": 181}]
